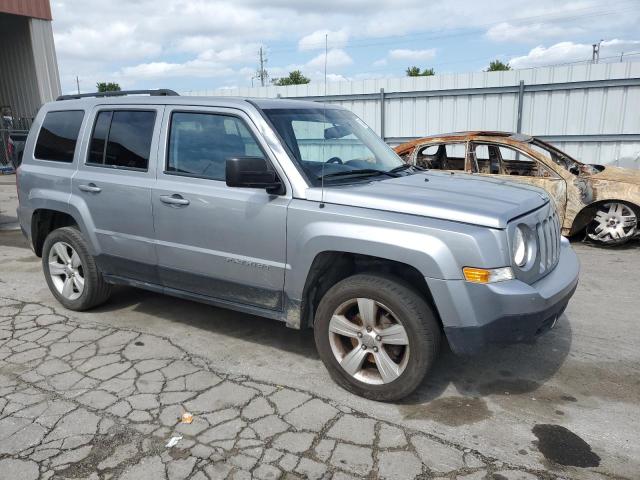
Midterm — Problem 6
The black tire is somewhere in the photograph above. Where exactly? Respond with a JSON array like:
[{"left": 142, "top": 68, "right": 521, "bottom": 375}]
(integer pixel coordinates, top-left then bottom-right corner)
[
  {"left": 42, "top": 226, "right": 111, "bottom": 310},
  {"left": 314, "top": 273, "right": 440, "bottom": 401}
]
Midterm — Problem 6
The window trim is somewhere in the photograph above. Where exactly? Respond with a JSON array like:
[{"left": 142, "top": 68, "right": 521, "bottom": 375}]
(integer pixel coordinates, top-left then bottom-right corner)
[
  {"left": 34, "top": 109, "right": 85, "bottom": 163},
  {"left": 85, "top": 108, "right": 157, "bottom": 172},
  {"left": 164, "top": 109, "right": 273, "bottom": 183}
]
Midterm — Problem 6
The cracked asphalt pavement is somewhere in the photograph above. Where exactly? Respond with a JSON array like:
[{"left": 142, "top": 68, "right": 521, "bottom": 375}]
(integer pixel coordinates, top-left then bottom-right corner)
[{"left": 1, "top": 175, "right": 639, "bottom": 479}]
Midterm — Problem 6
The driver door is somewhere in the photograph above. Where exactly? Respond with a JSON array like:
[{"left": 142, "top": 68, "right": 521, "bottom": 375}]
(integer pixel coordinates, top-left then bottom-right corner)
[
  {"left": 152, "top": 106, "right": 290, "bottom": 311},
  {"left": 471, "top": 143, "right": 567, "bottom": 223}
]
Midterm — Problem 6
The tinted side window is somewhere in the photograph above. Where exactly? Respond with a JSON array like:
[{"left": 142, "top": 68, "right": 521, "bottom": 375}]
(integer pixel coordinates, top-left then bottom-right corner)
[
  {"left": 87, "top": 110, "right": 155, "bottom": 170},
  {"left": 167, "top": 112, "right": 263, "bottom": 181},
  {"left": 34, "top": 110, "right": 84, "bottom": 162},
  {"left": 88, "top": 111, "right": 112, "bottom": 164}
]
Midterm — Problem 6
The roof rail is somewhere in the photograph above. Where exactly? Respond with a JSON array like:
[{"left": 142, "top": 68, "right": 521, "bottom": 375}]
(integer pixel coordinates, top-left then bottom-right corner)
[{"left": 56, "top": 89, "right": 179, "bottom": 101}]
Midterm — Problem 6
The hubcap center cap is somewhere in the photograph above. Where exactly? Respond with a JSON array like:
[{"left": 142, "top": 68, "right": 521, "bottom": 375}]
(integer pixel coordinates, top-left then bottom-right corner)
[{"left": 361, "top": 331, "right": 377, "bottom": 348}]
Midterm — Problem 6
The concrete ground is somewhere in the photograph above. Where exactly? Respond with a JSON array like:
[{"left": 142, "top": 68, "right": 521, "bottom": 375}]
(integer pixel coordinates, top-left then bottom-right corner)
[{"left": 0, "top": 173, "right": 638, "bottom": 480}]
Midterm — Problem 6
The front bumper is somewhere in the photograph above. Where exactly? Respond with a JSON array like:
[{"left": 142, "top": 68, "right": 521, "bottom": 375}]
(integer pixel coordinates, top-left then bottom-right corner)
[{"left": 426, "top": 238, "right": 580, "bottom": 355}]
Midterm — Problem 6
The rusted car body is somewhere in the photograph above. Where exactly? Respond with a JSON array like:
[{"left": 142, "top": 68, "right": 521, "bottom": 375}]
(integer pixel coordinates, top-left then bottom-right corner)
[{"left": 395, "top": 132, "right": 640, "bottom": 245}]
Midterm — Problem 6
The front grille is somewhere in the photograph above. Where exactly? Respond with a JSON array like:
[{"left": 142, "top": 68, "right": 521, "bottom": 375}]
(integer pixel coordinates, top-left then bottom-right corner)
[{"left": 536, "top": 210, "right": 561, "bottom": 274}]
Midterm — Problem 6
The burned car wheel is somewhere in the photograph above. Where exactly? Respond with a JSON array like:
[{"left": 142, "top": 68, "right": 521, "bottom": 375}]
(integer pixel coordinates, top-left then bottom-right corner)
[
  {"left": 586, "top": 202, "right": 638, "bottom": 246},
  {"left": 314, "top": 273, "right": 440, "bottom": 401}
]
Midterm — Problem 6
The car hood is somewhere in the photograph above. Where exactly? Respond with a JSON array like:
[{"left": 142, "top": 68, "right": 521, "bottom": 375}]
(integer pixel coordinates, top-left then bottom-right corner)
[
  {"left": 587, "top": 165, "right": 640, "bottom": 185},
  {"left": 306, "top": 171, "right": 548, "bottom": 229}
]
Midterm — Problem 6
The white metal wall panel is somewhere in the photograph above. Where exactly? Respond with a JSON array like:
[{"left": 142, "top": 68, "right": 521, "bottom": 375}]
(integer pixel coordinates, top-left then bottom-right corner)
[
  {"left": 0, "top": 14, "right": 41, "bottom": 119},
  {"left": 188, "top": 63, "right": 640, "bottom": 166}
]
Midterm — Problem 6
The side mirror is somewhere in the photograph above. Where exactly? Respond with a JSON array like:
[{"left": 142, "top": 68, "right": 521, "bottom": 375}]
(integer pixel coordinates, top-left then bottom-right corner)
[{"left": 226, "top": 157, "right": 284, "bottom": 195}]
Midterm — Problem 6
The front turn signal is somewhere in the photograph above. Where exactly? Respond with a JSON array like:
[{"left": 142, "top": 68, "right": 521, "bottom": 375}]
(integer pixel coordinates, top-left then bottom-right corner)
[{"left": 463, "top": 267, "right": 514, "bottom": 284}]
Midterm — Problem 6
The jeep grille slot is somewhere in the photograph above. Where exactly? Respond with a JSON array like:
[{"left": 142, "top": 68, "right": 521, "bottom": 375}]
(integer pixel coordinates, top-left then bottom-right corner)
[{"left": 537, "top": 211, "right": 561, "bottom": 273}]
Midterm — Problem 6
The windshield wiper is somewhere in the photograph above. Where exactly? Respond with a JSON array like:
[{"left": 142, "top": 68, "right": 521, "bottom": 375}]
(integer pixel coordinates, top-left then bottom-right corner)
[
  {"left": 387, "top": 164, "right": 425, "bottom": 174},
  {"left": 317, "top": 168, "right": 395, "bottom": 180}
]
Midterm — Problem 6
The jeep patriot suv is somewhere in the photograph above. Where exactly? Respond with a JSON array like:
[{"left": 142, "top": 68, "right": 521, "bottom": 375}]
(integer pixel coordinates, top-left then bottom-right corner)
[{"left": 17, "top": 90, "right": 579, "bottom": 400}]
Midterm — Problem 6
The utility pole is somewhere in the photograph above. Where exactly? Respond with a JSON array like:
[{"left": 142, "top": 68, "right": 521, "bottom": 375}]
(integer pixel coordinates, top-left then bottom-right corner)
[
  {"left": 257, "top": 47, "right": 268, "bottom": 87},
  {"left": 592, "top": 39, "right": 603, "bottom": 64},
  {"left": 76, "top": 76, "right": 80, "bottom": 94}
]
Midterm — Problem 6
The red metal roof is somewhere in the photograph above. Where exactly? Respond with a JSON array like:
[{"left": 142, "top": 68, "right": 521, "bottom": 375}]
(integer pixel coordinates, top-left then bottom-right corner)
[{"left": 0, "top": 0, "right": 52, "bottom": 20}]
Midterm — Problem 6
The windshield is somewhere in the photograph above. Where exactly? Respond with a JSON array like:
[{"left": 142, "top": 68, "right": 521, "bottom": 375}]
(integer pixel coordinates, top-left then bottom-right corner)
[
  {"left": 263, "top": 107, "right": 404, "bottom": 185},
  {"left": 531, "top": 138, "right": 582, "bottom": 174}
]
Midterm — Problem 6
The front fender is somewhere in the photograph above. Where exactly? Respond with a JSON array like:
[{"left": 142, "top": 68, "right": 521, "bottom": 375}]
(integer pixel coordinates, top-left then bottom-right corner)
[{"left": 284, "top": 200, "right": 509, "bottom": 301}]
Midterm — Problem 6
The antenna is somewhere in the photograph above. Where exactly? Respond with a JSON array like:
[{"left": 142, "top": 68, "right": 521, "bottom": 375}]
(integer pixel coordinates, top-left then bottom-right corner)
[{"left": 320, "top": 33, "right": 328, "bottom": 208}]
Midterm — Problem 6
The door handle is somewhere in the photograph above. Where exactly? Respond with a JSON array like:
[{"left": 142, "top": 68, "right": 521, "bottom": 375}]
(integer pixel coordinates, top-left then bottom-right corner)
[
  {"left": 78, "top": 183, "right": 101, "bottom": 193},
  {"left": 160, "top": 194, "right": 190, "bottom": 206}
]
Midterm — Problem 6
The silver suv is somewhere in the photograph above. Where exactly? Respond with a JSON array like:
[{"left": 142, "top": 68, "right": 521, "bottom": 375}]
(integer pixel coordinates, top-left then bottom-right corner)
[{"left": 16, "top": 90, "right": 579, "bottom": 401}]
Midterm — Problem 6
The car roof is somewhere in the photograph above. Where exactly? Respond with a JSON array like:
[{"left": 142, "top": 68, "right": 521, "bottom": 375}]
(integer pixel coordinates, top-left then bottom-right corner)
[
  {"left": 45, "top": 95, "right": 339, "bottom": 112},
  {"left": 394, "top": 131, "right": 534, "bottom": 152}
]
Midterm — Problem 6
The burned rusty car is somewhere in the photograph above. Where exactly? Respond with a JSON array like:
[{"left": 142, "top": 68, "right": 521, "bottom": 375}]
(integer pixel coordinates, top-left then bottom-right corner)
[{"left": 395, "top": 132, "right": 640, "bottom": 246}]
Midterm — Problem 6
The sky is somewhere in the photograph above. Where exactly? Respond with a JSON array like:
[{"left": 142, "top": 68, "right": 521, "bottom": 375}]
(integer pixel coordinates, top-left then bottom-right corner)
[{"left": 50, "top": 0, "right": 640, "bottom": 94}]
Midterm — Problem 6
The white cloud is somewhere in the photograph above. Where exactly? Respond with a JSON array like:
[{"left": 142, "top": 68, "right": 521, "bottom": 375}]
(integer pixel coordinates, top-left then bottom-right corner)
[
  {"left": 509, "top": 39, "right": 640, "bottom": 68},
  {"left": 48, "top": 0, "right": 639, "bottom": 92},
  {"left": 306, "top": 49, "right": 353, "bottom": 70},
  {"left": 388, "top": 48, "right": 436, "bottom": 61},
  {"left": 55, "top": 23, "right": 161, "bottom": 61},
  {"left": 298, "top": 29, "right": 349, "bottom": 51},
  {"left": 486, "top": 22, "right": 583, "bottom": 43}
]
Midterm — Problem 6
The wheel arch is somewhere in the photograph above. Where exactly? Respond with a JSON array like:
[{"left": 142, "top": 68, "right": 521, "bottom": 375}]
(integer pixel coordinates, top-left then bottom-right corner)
[
  {"left": 31, "top": 209, "right": 79, "bottom": 257},
  {"left": 569, "top": 199, "right": 639, "bottom": 236},
  {"left": 298, "top": 251, "right": 441, "bottom": 329}
]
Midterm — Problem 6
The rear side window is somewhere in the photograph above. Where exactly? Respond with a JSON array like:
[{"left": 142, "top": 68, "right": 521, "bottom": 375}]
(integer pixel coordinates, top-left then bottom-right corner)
[
  {"left": 34, "top": 110, "right": 84, "bottom": 162},
  {"left": 88, "top": 110, "right": 156, "bottom": 170},
  {"left": 166, "top": 112, "right": 263, "bottom": 181}
]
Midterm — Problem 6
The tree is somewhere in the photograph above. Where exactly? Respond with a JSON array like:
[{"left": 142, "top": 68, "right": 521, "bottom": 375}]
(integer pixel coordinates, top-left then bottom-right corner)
[
  {"left": 96, "top": 82, "right": 121, "bottom": 92},
  {"left": 272, "top": 70, "right": 311, "bottom": 86},
  {"left": 486, "top": 60, "right": 511, "bottom": 72},
  {"left": 405, "top": 66, "right": 435, "bottom": 77}
]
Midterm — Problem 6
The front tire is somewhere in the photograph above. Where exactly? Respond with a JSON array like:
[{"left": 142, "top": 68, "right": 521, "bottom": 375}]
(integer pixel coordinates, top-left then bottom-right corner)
[
  {"left": 314, "top": 273, "right": 440, "bottom": 401},
  {"left": 585, "top": 202, "right": 638, "bottom": 246},
  {"left": 42, "top": 226, "right": 111, "bottom": 310}
]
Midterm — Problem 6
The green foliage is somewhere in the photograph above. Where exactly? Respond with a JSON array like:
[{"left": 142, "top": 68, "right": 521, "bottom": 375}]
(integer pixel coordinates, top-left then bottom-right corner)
[
  {"left": 96, "top": 82, "right": 122, "bottom": 92},
  {"left": 272, "top": 70, "right": 311, "bottom": 86},
  {"left": 405, "top": 66, "right": 435, "bottom": 77},
  {"left": 486, "top": 60, "right": 511, "bottom": 71}
]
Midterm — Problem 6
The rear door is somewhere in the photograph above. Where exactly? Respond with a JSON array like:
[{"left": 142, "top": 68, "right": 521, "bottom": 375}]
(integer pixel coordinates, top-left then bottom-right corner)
[
  {"left": 152, "top": 106, "right": 289, "bottom": 311},
  {"left": 413, "top": 142, "right": 469, "bottom": 172},
  {"left": 72, "top": 105, "right": 162, "bottom": 282}
]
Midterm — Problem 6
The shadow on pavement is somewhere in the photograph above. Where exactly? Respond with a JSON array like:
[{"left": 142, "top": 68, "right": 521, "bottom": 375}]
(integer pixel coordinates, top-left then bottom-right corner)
[{"left": 97, "top": 286, "right": 319, "bottom": 360}]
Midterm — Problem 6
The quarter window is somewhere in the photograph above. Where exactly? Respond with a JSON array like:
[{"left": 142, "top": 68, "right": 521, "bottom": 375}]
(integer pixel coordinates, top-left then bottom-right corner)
[
  {"left": 87, "top": 110, "right": 155, "bottom": 170},
  {"left": 167, "top": 112, "right": 263, "bottom": 181},
  {"left": 34, "top": 110, "right": 85, "bottom": 162}
]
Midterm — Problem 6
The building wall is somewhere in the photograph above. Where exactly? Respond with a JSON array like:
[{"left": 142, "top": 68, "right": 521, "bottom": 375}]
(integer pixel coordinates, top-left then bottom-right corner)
[
  {"left": 0, "top": 13, "right": 61, "bottom": 122},
  {"left": 0, "top": 0, "right": 52, "bottom": 20},
  {"left": 191, "top": 63, "right": 640, "bottom": 167},
  {"left": 0, "top": 14, "right": 41, "bottom": 120}
]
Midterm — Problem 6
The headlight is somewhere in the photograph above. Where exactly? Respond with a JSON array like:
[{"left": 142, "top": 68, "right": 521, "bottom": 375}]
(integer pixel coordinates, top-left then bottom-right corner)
[{"left": 513, "top": 225, "right": 527, "bottom": 267}]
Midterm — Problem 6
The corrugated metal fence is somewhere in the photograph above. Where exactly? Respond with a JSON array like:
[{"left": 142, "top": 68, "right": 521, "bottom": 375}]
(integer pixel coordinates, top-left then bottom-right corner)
[{"left": 189, "top": 62, "right": 640, "bottom": 168}]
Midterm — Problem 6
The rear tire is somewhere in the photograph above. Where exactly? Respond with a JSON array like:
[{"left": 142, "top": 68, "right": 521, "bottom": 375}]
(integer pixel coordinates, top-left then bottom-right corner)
[
  {"left": 314, "top": 273, "right": 440, "bottom": 401},
  {"left": 42, "top": 226, "right": 111, "bottom": 310}
]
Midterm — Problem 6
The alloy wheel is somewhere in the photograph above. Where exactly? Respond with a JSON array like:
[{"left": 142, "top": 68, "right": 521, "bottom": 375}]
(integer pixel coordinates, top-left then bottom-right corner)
[
  {"left": 328, "top": 297, "right": 410, "bottom": 385},
  {"left": 48, "top": 241, "right": 85, "bottom": 300},
  {"left": 587, "top": 202, "right": 637, "bottom": 244}
]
